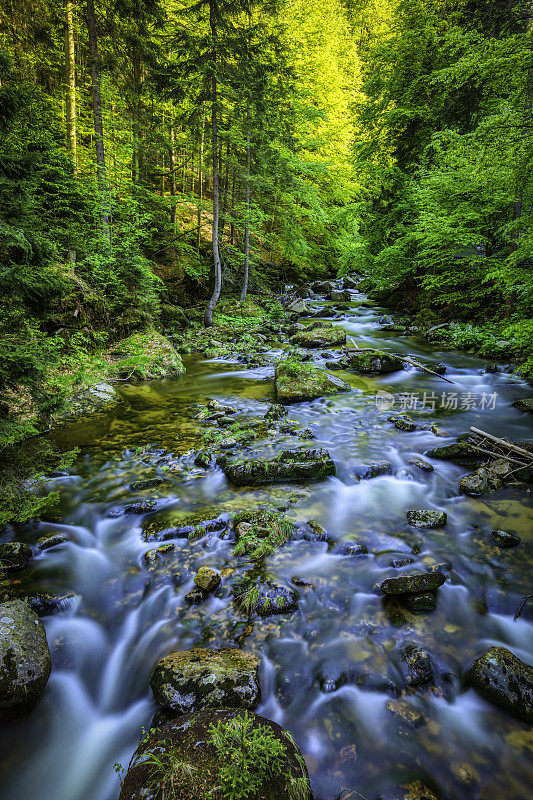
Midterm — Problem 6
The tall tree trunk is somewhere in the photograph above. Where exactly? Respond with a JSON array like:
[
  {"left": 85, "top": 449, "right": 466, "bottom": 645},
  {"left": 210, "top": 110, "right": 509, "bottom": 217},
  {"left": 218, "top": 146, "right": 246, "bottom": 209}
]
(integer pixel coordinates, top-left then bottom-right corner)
[
  {"left": 204, "top": 0, "right": 222, "bottom": 328},
  {"left": 197, "top": 105, "right": 205, "bottom": 251},
  {"left": 86, "top": 0, "right": 110, "bottom": 243},
  {"left": 170, "top": 113, "right": 177, "bottom": 229},
  {"left": 65, "top": 1, "right": 77, "bottom": 174},
  {"left": 230, "top": 171, "right": 236, "bottom": 246},
  {"left": 219, "top": 134, "right": 231, "bottom": 241},
  {"left": 132, "top": 54, "right": 141, "bottom": 183},
  {"left": 241, "top": 99, "right": 251, "bottom": 302}
]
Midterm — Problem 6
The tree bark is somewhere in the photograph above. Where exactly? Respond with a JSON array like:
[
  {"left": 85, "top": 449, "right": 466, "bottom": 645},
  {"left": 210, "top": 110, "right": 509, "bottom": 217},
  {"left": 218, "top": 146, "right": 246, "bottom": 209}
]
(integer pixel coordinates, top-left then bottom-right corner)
[
  {"left": 197, "top": 105, "right": 205, "bottom": 251},
  {"left": 65, "top": 1, "right": 77, "bottom": 174},
  {"left": 241, "top": 99, "right": 251, "bottom": 301},
  {"left": 204, "top": 0, "right": 222, "bottom": 328},
  {"left": 86, "top": 0, "right": 111, "bottom": 243},
  {"left": 170, "top": 112, "right": 177, "bottom": 228}
]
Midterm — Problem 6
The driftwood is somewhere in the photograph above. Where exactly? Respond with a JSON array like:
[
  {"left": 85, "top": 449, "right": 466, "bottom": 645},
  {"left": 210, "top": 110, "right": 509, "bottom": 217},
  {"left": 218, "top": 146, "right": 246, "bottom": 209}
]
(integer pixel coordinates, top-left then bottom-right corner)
[
  {"left": 426, "top": 322, "right": 450, "bottom": 335},
  {"left": 514, "top": 594, "right": 533, "bottom": 621},
  {"left": 470, "top": 427, "right": 533, "bottom": 462},
  {"left": 344, "top": 343, "right": 455, "bottom": 384}
]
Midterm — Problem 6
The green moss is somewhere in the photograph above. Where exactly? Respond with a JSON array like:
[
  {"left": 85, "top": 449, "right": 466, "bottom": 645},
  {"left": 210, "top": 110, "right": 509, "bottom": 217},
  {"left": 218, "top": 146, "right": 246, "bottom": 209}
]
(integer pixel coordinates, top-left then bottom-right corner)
[
  {"left": 275, "top": 358, "right": 350, "bottom": 403},
  {"left": 108, "top": 330, "right": 184, "bottom": 380},
  {"left": 232, "top": 509, "right": 294, "bottom": 560}
]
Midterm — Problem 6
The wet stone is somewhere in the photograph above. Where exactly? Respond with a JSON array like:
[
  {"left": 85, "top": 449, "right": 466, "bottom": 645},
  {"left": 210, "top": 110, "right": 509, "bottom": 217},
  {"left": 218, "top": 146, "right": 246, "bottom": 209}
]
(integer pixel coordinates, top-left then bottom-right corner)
[
  {"left": 129, "top": 478, "right": 164, "bottom": 491},
  {"left": 347, "top": 350, "right": 404, "bottom": 374},
  {"left": 150, "top": 648, "right": 260, "bottom": 714},
  {"left": 354, "top": 461, "right": 392, "bottom": 479},
  {"left": 185, "top": 587, "right": 207, "bottom": 605},
  {"left": 402, "top": 591, "right": 437, "bottom": 613},
  {"left": 26, "top": 591, "right": 76, "bottom": 617},
  {"left": 37, "top": 535, "right": 67, "bottom": 551},
  {"left": 390, "top": 556, "right": 415, "bottom": 568},
  {"left": 143, "top": 543, "right": 174, "bottom": 565},
  {"left": 512, "top": 397, "right": 533, "bottom": 413},
  {"left": 193, "top": 566, "right": 221, "bottom": 592},
  {"left": 406, "top": 509, "right": 447, "bottom": 528},
  {"left": 0, "top": 542, "right": 32, "bottom": 571},
  {"left": 390, "top": 416, "right": 416, "bottom": 432},
  {"left": 408, "top": 457, "right": 434, "bottom": 472},
  {"left": 490, "top": 528, "right": 521, "bottom": 548},
  {"left": 380, "top": 571, "right": 446, "bottom": 595},
  {"left": 386, "top": 698, "right": 426, "bottom": 728},
  {"left": 466, "top": 646, "right": 533, "bottom": 722},
  {"left": 223, "top": 448, "right": 335, "bottom": 486},
  {"left": 397, "top": 642, "right": 434, "bottom": 688},
  {"left": 334, "top": 541, "right": 369, "bottom": 556},
  {"left": 249, "top": 584, "right": 299, "bottom": 617},
  {"left": 294, "top": 520, "right": 330, "bottom": 542},
  {"left": 0, "top": 599, "right": 51, "bottom": 720}
]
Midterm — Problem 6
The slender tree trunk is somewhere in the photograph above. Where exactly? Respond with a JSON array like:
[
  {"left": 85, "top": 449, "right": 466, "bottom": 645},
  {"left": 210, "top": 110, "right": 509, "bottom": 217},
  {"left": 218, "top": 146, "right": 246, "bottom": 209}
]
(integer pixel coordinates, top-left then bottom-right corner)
[
  {"left": 132, "top": 54, "right": 141, "bottom": 183},
  {"left": 65, "top": 1, "right": 77, "bottom": 174},
  {"left": 241, "top": 99, "right": 251, "bottom": 301},
  {"left": 219, "top": 134, "right": 231, "bottom": 241},
  {"left": 197, "top": 105, "right": 205, "bottom": 251},
  {"left": 204, "top": 0, "right": 222, "bottom": 328},
  {"left": 86, "top": 0, "right": 110, "bottom": 243},
  {"left": 170, "top": 113, "right": 177, "bottom": 229},
  {"left": 230, "top": 171, "right": 236, "bottom": 246}
]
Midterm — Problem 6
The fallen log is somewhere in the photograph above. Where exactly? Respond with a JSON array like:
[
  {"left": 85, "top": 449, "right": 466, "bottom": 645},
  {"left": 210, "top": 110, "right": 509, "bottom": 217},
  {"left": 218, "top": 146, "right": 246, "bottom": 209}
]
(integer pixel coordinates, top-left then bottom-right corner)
[{"left": 470, "top": 427, "right": 533, "bottom": 461}]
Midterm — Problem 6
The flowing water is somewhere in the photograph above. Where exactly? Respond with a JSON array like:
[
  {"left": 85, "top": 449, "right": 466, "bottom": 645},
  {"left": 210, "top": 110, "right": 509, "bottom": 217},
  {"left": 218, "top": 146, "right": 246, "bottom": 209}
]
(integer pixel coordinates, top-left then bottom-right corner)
[{"left": 1, "top": 288, "right": 532, "bottom": 800}]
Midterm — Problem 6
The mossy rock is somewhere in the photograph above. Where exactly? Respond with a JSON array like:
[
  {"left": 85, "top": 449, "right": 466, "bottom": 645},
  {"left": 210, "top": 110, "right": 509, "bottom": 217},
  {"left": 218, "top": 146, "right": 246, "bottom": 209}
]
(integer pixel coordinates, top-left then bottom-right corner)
[
  {"left": 118, "top": 708, "right": 311, "bottom": 800},
  {"left": 53, "top": 381, "right": 122, "bottom": 427},
  {"left": 150, "top": 648, "right": 260, "bottom": 714},
  {"left": 425, "top": 441, "right": 483, "bottom": 466},
  {"left": 466, "top": 647, "right": 533, "bottom": 722},
  {"left": 275, "top": 358, "right": 350, "bottom": 404},
  {"left": 0, "top": 599, "right": 51, "bottom": 720},
  {"left": 347, "top": 350, "right": 404, "bottom": 374},
  {"left": 512, "top": 397, "right": 533, "bottom": 413},
  {"left": 406, "top": 509, "right": 447, "bottom": 528},
  {"left": 0, "top": 542, "right": 32, "bottom": 571},
  {"left": 108, "top": 330, "right": 185, "bottom": 380},
  {"left": 223, "top": 449, "right": 335, "bottom": 486},
  {"left": 289, "top": 327, "right": 346, "bottom": 348},
  {"left": 380, "top": 572, "right": 445, "bottom": 595}
]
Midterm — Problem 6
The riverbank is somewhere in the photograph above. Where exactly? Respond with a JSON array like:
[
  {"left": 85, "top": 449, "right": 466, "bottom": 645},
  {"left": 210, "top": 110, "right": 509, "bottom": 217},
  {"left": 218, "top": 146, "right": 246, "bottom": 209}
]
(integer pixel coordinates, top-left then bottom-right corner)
[{"left": 0, "top": 278, "right": 532, "bottom": 800}]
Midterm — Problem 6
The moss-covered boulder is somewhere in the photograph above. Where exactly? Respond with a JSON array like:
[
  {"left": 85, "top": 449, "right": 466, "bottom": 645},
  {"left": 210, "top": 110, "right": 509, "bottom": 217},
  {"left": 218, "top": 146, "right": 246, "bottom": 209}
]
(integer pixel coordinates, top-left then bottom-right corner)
[
  {"left": 346, "top": 349, "right": 404, "bottom": 374},
  {"left": 0, "top": 599, "right": 51, "bottom": 720},
  {"left": 108, "top": 330, "right": 185, "bottom": 380},
  {"left": 512, "top": 397, "right": 533, "bottom": 413},
  {"left": 0, "top": 542, "right": 32, "bottom": 571},
  {"left": 466, "top": 647, "right": 533, "bottom": 722},
  {"left": 289, "top": 327, "right": 346, "bottom": 348},
  {"left": 380, "top": 572, "right": 445, "bottom": 595},
  {"left": 118, "top": 708, "right": 311, "bottom": 800},
  {"left": 150, "top": 648, "right": 260, "bottom": 714},
  {"left": 425, "top": 441, "right": 483, "bottom": 466},
  {"left": 223, "top": 449, "right": 335, "bottom": 486},
  {"left": 237, "top": 582, "right": 299, "bottom": 617},
  {"left": 275, "top": 359, "right": 350, "bottom": 403},
  {"left": 53, "top": 381, "right": 122, "bottom": 426},
  {"left": 193, "top": 566, "right": 221, "bottom": 592},
  {"left": 406, "top": 509, "right": 447, "bottom": 528},
  {"left": 490, "top": 529, "right": 521, "bottom": 548}
]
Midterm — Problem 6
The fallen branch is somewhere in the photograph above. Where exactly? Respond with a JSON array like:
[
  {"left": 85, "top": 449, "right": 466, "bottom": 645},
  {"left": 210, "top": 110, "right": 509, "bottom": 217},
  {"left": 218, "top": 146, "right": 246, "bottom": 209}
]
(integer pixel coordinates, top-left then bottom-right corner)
[
  {"left": 470, "top": 427, "right": 533, "bottom": 461},
  {"left": 467, "top": 444, "right": 532, "bottom": 469},
  {"left": 342, "top": 346, "right": 455, "bottom": 384},
  {"left": 426, "top": 322, "right": 450, "bottom": 335},
  {"left": 514, "top": 594, "right": 533, "bottom": 621}
]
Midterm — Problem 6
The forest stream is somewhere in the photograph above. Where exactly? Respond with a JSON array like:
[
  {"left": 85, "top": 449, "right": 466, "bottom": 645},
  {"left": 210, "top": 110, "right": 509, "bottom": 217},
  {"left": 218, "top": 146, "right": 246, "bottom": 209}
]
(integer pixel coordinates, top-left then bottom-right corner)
[{"left": 1, "top": 283, "right": 532, "bottom": 800}]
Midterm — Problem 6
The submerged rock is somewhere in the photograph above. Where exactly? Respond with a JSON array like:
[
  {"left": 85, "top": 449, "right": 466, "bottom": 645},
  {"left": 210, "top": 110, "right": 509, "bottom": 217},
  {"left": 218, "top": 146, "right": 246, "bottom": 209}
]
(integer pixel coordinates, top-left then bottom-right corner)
[
  {"left": 289, "top": 327, "right": 346, "bottom": 348},
  {"left": 275, "top": 358, "right": 350, "bottom": 403},
  {"left": 0, "top": 599, "right": 51, "bottom": 720},
  {"left": 490, "top": 529, "right": 521, "bottom": 548},
  {"left": 380, "top": 572, "right": 445, "bottom": 595},
  {"left": 0, "top": 542, "right": 32, "bottom": 571},
  {"left": 223, "top": 449, "right": 335, "bottom": 486},
  {"left": 241, "top": 583, "right": 299, "bottom": 617},
  {"left": 118, "top": 708, "right": 311, "bottom": 800},
  {"left": 402, "top": 591, "right": 437, "bottom": 613},
  {"left": 408, "top": 457, "right": 434, "bottom": 472},
  {"left": 334, "top": 541, "right": 369, "bottom": 556},
  {"left": 406, "top": 509, "right": 447, "bottom": 528},
  {"left": 466, "top": 647, "right": 533, "bottom": 722},
  {"left": 150, "top": 648, "right": 260, "bottom": 714},
  {"left": 37, "top": 534, "right": 67, "bottom": 551},
  {"left": 390, "top": 416, "right": 416, "bottom": 432},
  {"left": 396, "top": 642, "right": 434, "bottom": 688},
  {"left": 386, "top": 698, "right": 426, "bottom": 728},
  {"left": 346, "top": 349, "right": 404, "bottom": 374},
  {"left": 354, "top": 461, "right": 392, "bottom": 479}
]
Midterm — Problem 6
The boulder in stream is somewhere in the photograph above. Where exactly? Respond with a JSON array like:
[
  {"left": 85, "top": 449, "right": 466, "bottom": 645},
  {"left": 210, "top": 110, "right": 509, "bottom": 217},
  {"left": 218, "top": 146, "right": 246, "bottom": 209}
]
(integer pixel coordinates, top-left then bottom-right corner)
[
  {"left": 346, "top": 349, "right": 404, "bottom": 374},
  {"left": 275, "top": 358, "right": 350, "bottom": 403},
  {"left": 425, "top": 440, "right": 482, "bottom": 466},
  {"left": 0, "top": 599, "right": 51, "bottom": 720},
  {"left": 512, "top": 397, "right": 533, "bottom": 413},
  {"left": 289, "top": 327, "right": 346, "bottom": 348},
  {"left": 380, "top": 571, "right": 446, "bottom": 595},
  {"left": 466, "top": 646, "right": 533, "bottom": 722},
  {"left": 406, "top": 509, "right": 447, "bottom": 528},
  {"left": 0, "top": 542, "right": 32, "bottom": 571},
  {"left": 118, "top": 708, "right": 312, "bottom": 800},
  {"left": 490, "top": 529, "right": 521, "bottom": 548},
  {"left": 223, "top": 448, "right": 335, "bottom": 486},
  {"left": 193, "top": 566, "right": 221, "bottom": 592},
  {"left": 150, "top": 648, "right": 260, "bottom": 714}
]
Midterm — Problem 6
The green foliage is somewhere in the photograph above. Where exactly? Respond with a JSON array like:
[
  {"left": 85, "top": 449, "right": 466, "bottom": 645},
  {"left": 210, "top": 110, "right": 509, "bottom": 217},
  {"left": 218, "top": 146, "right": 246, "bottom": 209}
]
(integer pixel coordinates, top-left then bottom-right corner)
[
  {"left": 232, "top": 508, "right": 293, "bottom": 559},
  {"left": 208, "top": 712, "right": 286, "bottom": 800}
]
